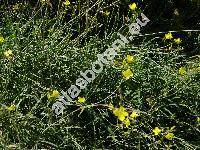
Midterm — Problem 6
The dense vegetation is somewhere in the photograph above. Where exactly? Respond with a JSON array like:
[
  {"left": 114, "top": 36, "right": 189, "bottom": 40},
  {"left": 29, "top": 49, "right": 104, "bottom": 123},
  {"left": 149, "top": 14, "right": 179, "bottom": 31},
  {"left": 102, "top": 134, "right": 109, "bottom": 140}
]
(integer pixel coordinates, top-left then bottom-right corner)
[{"left": 0, "top": 0, "right": 200, "bottom": 149}]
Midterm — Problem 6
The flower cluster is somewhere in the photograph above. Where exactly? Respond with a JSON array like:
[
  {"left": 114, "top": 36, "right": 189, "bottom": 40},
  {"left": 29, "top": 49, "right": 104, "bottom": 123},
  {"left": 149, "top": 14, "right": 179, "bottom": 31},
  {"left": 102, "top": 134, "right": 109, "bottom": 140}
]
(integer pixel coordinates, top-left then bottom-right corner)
[
  {"left": 121, "top": 55, "right": 135, "bottom": 79},
  {"left": 52, "top": 13, "right": 150, "bottom": 116},
  {"left": 0, "top": 35, "right": 14, "bottom": 60},
  {"left": 164, "top": 32, "right": 182, "bottom": 44},
  {"left": 110, "top": 105, "right": 139, "bottom": 128},
  {"left": 152, "top": 126, "right": 175, "bottom": 140}
]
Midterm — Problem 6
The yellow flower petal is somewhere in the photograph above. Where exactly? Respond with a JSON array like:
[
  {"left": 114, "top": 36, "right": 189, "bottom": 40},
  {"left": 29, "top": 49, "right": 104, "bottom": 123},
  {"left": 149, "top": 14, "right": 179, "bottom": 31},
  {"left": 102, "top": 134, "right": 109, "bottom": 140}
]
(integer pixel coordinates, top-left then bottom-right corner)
[
  {"left": 119, "top": 106, "right": 127, "bottom": 113},
  {"left": 0, "top": 36, "right": 5, "bottom": 43},
  {"left": 78, "top": 97, "right": 86, "bottom": 103},
  {"left": 123, "top": 118, "right": 130, "bottom": 128},
  {"left": 129, "top": 3, "right": 137, "bottom": 10},
  {"left": 63, "top": 0, "right": 70, "bottom": 7},
  {"left": 122, "top": 69, "right": 133, "bottom": 80},
  {"left": 7, "top": 104, "right": 16, "bottom": 111},
  {"left": 153, "top": 127, "right": 162, "bottom": 135},
  {"left": 165, "top": 133, "right": 174, "bottom": 140},
  {"left": 178, "top": 67, "right": 186, "bottom": 76},
  {"left": 113, "top": 106, "right": 129, "bottom": 122},
  {"left": 130, "top": 111, "right": 139, "bottom": 119},
  {"left": 165, "top": 32, "right": 173, "bottom": 40},
  {"left": 113, "top": 107, "right": 121, "bottom": 117},
  {"left": 51, "top": 90, "right": 60, "bottom": 98},
  {"left": 197, "top": 117, "right": 200, "bottom": 122},
  {"left": 174, "top": 38, "right": 182, "bottom": 44},
  {"left": 118, "top": 115, "right": 126, "bottom": 122},
  {"left": 47, "top": 90, "right": 60, "bottom": 100},
  {"left": 126, "top": 55, "right": 134, "bottom": 63}
]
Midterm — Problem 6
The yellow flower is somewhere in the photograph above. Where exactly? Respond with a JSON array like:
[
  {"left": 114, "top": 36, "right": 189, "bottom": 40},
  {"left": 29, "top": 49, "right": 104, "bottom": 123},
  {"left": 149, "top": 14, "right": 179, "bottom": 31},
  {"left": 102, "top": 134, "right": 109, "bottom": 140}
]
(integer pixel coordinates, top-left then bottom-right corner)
[
  {"left": 153, "top": 127, "right": 162, "bottom": 135},
  {"left": 122, "top": 69, "right": 133, "bottom": 80},
  {"left": 113, "top": 106, "right": 129, "bottom": 121},
  {"left": 7, "top": 104, "right": 16, "bottom": 111},
  {"left": 178, "top": 67, "right": 186, "bottom": 76},
  {"left": 165, "top": 133, "right": 174, "bottom": 140},
  {"left": 174, "top": 38, "right": 182, "bottom": 44},
  {"left": 104, "top": 10, "right": 110, "bottom": 16},
  {"left": 130, "top": 111, "right": 139, "bottom": 120},
  {"left": 165, "top": 32, "right": 173, "bottom": 40},
  {"left": 123, "top": 118, "right": 130, "bottom": 128},
  {"left": 63, "top": 0, "right": 70, "bottom": 7},
  {"left": 125, "top": 55, "right": 134, "bottom": 63},
  {"left": 0, "top": 36, "right": 5, "bottom": 43},
  {"left": 4, "top": 49, "right": 13, "bottom": 59},
  {"left": 47, "top": 90, "right": 60, "bottom": 100},
  {"left": 78, "top": 97, "right": 86, "bottom": 103},
  {"left": 52, "top": 90, "right": 60, "bottom": 97},
  {"left": 129, "top": 3, "right": 137, "bottom": 10},
  {"left": 197, "top": 117, "right": 200, "bottom": 122}
]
